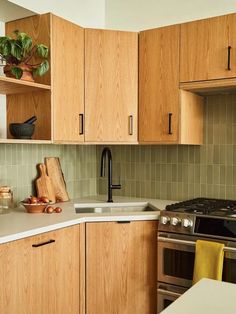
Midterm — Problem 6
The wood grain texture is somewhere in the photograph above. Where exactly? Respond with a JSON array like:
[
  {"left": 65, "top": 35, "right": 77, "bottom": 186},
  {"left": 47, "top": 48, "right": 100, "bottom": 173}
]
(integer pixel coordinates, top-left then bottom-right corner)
[
  {"left": 7, "top": 91, "right": 51, "bottom": 140},
  {"left": 51, "top": 15, "right": 85, "bottom": 143},
  {"left": 180, "top": 14, "right": 236, "bottom": 82},
  {"left": 45, "top": 157, "right": 69, "bottom": 202},
  {"left": 6, "top": 14, "right": 52, "bottom": 141},
  {"left": 35, "top": 163, "right": 56, "bottom": 202},
  {"left": 86, "top": 221, "right": 157, "bottom": 314},
  {"left": 85, "top": 29, "right": 138, "bottom": 143},
  {"left": 180, "top": 91, "right": 204, "bottom": 145},
  {"left": 0, "top": 76, "right": 50, "bottom": 95},
  {"left": 180, "top": 78, "right": 236, "bottom": 95},
  {"left": 139, "top": 25, "right": 180, "bottom": 143},
  {"left": 0, "top": 225, "right": 80, "bottom": 314}
]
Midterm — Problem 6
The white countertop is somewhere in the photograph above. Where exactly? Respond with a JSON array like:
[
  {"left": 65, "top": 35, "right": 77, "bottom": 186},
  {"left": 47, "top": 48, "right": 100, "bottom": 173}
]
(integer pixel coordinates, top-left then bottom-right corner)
[
  {"left": 161, "top": 279, "right": 236, "bottom": 314},
  {"left": 0, "top": 195, "right": 175, "bottom": 244}
]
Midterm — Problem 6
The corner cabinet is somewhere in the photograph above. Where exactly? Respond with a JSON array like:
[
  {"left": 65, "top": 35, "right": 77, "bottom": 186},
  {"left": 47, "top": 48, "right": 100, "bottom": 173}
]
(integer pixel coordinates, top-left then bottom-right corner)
[
  {"left": 86, "top": 220, "right": 157, "bottom": 314},
  {"left": 180, "top": 13, "right": 236, "bottom": 82},
  {"left": 0, "top": 225, "right": 85, "bottom": 314},
  {"left": 139, "top": 25, "right": 204, "bottom": 144},
  {"left": 85, "top": 29, "right": 138, "bottom": 143},
  {"left": 5, "top": 13, "right": 84, "bottom": 144}
]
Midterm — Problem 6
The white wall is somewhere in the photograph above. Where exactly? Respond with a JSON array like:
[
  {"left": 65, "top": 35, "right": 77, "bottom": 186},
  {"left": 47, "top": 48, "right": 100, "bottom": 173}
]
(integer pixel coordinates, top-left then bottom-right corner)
[
  {"left": 105, "top": 0, "right": 236, "bottom": 31},
  {"left": 0, "top": 21, "right": 6, "bottom": 139},
  {"left": 9, "top": 0, "right": 105, "bottom": 28}
]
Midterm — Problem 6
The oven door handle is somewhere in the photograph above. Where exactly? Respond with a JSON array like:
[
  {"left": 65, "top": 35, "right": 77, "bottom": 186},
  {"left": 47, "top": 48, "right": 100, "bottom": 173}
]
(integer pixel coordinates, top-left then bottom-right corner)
[
  {"left": 158, "top": 236, "right": 236, "bottom": 253},
  {"left": 158, "top": 288, "right": 182, "bottom": 298}
]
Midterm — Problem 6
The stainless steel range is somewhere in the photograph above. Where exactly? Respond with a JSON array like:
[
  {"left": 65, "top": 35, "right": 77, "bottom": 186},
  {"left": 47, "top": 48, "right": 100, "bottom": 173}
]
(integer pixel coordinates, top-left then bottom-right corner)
[{"left": 157, "top": 198, "right": 236, "bottom": 313}]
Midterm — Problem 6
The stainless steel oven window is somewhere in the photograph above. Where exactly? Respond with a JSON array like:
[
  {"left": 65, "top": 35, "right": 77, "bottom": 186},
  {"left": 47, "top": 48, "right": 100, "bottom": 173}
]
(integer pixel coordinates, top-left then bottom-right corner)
[
  {"left": 158, "top": 232, "right": 236, "bottom": 287},
  {"left": 157, "top": 283, "right": 187, "bottom": 313}
]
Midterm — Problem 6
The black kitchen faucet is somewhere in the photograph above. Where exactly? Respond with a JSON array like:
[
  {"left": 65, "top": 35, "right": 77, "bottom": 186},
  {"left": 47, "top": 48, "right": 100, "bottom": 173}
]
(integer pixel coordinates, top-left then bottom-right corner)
[{"left": 100, "top": 147, "right": 121, "bottom": 202}]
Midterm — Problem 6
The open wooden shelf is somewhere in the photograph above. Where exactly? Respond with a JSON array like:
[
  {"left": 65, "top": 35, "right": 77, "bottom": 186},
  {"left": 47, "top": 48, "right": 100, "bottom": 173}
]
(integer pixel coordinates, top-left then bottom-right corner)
[
  {"left": 180, "top": 78, "right": 236, "bottom": 96},
  {"left": 0, "top": 76, "right": 51, "bottom": 95},
  {"left": 0, "top": 139, "right": 52, "bottom": 144}
]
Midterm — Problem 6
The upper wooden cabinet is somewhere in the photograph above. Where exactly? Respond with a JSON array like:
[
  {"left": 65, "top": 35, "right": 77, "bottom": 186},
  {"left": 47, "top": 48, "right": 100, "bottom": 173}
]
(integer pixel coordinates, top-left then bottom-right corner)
[
  {"left": 5, "top": 14, "right": 84, "bottom": 144},
  {"left": 52, "top": 15, "right": 84, "bottom": 143},
  {"left": 85, "top": 29, "right": 138, "bottom": 143},
  {"left": 139, "top": 25, "right": 204, "bottom": 144},
  {"left": 180, "top": 13, "right": 236, "bottom": 82},
  {"left": 86, "top": 220, "right": 157, "bottom": 314}
]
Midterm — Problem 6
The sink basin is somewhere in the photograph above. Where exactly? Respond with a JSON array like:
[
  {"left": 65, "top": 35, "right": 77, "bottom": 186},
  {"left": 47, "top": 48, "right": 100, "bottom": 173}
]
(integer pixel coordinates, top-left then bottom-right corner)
[{"left": 74, "top": 203, "right": 156, "bottom": 214}]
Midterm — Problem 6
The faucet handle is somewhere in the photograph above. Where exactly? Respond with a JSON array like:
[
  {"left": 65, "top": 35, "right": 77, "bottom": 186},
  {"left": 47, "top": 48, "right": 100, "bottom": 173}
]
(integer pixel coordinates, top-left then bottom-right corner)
[{"left": 111, "top": 184, "right": 121, "bottom": 190}]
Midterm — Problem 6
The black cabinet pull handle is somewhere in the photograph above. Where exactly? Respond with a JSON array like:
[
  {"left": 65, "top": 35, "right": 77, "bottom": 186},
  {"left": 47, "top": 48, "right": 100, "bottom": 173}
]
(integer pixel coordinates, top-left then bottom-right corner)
[
  {"left": 79, "top": 114, "right": 84, "bottom": 135},
  {"left": 117, "top": 221, "right": 131, "bottom": 224},
  {"left": 228, "top": 46, "right": 232, "bottom": 71},
  {"left": 128, "top": 115, "right": 133, "bottom": 135},
  {"left": 168, "top": 113, "right": 173, "bottom": 135},
  {"left": 32, "top": 239, "right": 55, "bottom": 248}
]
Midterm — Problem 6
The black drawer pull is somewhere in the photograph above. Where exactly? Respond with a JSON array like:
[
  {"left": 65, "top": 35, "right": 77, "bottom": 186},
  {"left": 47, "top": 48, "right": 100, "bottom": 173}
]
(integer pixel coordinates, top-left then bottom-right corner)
[
  {"left": 228, "top": 46, "right": 232, "bottom": 71},
  {"left": 117, "top": 221, "right": 131, "bottom": 224},
  {"left": 128, "top": 115, "right": 133, "bottom": 135},
  {"left": 79, "top": 114, "right": 84, "bottom": 135},
  {"left": 168, "top": 112, "right": 173, "bottom": 135},
  {"left": 32, "top": 239, "right": 55, "bottom": 248}
]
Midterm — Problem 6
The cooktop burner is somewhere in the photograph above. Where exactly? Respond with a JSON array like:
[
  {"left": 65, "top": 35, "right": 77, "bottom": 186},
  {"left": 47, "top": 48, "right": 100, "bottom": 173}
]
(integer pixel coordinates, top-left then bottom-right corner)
[{"left": 165, "top": 198, "right": 236, "bottom": 217}]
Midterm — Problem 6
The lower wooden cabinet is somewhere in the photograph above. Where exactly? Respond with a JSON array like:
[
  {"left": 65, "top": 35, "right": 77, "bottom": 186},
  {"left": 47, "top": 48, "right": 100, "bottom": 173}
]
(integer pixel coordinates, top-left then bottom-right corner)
[
  {"left": 86, "top": 220, "right": 158, "bottom": 314},
  {"left": 0, "top": 225, "right": 84, "bottom": 314}
]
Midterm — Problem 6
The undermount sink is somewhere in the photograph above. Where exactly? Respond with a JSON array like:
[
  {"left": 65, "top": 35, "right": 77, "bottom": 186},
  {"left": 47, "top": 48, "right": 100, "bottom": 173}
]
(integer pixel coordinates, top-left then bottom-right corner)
[{"left": 74, "top": 202, "right": 156, "bottom": 214}]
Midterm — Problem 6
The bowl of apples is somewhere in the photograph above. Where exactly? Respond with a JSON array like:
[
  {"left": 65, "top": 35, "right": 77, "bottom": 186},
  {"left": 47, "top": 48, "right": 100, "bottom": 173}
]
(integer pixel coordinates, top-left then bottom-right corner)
[{"left": 21, "top": 196, "right": 52, "bottom": 213}]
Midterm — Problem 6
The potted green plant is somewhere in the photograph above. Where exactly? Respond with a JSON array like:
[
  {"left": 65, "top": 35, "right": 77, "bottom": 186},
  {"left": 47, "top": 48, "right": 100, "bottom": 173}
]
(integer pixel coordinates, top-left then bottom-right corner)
[{"left": 0, "top": 30, "right": 49, "bottom": 82}]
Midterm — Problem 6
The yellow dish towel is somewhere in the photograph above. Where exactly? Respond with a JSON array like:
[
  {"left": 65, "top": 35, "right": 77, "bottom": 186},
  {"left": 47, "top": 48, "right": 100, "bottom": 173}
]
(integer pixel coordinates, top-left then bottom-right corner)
[{"left": 192, "top": 240, "right": 225, "bottom": 285}]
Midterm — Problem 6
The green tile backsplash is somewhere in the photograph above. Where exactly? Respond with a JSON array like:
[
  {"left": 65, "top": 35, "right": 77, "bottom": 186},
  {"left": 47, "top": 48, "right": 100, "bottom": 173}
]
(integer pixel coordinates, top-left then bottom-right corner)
[
  {"left": 98, "top": 94, "right": 236, "bottom": 201},
  {"left": 0, "top": 144, "right": 97, "bottom": 203}
]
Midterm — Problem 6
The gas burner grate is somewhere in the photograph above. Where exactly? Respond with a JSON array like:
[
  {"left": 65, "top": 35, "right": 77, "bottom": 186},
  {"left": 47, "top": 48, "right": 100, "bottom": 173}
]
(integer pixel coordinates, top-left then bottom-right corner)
[{"left": 165, "top": 198, "right": 236, "bottom": 216}]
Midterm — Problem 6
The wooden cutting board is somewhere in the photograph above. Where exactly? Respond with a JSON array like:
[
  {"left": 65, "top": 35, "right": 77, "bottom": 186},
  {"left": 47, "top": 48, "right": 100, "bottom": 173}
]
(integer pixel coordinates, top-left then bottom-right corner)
[
  {"left": 45, "top": 157, "right": 69, "bottom": 202},
  {"left": 35, "top": 163, "right": 56, "bottom": 203}
]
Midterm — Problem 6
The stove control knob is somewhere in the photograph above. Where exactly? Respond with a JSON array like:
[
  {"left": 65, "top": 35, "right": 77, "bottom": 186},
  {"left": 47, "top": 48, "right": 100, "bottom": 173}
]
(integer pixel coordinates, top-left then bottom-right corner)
[
  {"left": 160, "top": 216, "right": 170, "bottom": 225},
  {"left": 182, "top": 218, "right": 193, "bottom": 228},
  {"left": 170, "top": 217, "right": 181, "bottom": 226}
]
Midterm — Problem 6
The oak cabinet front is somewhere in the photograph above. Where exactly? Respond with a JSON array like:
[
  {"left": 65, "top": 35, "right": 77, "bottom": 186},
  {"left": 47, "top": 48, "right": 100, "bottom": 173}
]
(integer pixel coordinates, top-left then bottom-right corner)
[
  {"left": 86, "top": 220, "right": 157, "bottom": 314},
  {"left": 139, "top": 25, "right": 204, "bottom": 145},
  {"left": 0, "top": 225, "right": 83, "bottom": 314},
  {"left": 85, "top": 29, "right": 138, "bottom": 143},
  {"left": 180, "top": 13, "right": 236, "bottom": 82}
]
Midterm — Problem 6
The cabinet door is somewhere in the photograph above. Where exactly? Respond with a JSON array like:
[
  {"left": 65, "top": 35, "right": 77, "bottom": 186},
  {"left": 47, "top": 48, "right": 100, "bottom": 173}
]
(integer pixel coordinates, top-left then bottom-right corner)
[
  {"left": 139, "top": 25, "right": 180, "bottom": 143},
  {"left": 0, "top": 225, "right": 82, "bottom": 314},
  {"left": 180, "top": 15, "right": 236, "bottom": 82},
  {"left": 85, "top": 29, "right": 138, "bottom": 143},
  {"left": 86, "top": 221, "right": 157, "bottom": 314},
  {"left": 52, "top": 15, "right": 85, "bottom": 143}
]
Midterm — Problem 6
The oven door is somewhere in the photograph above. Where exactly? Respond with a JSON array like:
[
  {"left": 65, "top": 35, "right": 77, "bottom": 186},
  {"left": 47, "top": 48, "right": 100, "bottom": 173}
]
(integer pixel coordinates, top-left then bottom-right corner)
[
  {"left": 158, "top": 232, "right": 236, "bottom": 288},
  {"left": 157, "top": 282, "right": 187, "bottom": 313}
]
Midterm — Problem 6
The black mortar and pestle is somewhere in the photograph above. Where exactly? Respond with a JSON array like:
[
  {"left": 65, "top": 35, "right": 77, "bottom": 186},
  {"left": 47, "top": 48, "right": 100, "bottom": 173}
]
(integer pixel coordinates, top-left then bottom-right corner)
[{"left": 9, "top": 116, "right": 37, "bottom": 139}]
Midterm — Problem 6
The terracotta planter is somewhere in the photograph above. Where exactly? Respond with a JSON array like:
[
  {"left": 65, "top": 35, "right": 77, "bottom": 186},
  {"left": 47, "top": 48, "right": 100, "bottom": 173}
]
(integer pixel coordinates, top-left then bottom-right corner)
[{"left": 4, "top": 64, "right": 34, "bottom": 82}]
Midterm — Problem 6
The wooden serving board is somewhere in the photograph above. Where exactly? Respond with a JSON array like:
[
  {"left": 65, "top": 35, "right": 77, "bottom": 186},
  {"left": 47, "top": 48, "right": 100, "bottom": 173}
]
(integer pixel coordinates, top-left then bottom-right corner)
[
  {"left": 35, "top": 163, "right": 56, "bottom": 203},
  {"left": 45, "top": 157, "right": 69, "bottom": 202}
]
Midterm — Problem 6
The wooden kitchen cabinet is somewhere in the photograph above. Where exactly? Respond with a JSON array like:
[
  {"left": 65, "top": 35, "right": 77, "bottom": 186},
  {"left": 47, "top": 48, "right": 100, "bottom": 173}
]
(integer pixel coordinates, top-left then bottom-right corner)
[
  {"left": 180, "top": 13, "right": 236, "bottom": 82},
  {"left": 85, "top": 29, "right": 138, "bottom": 143},
  {"left": 5, "top": 13, "right": 84, "bottom": 144},
  {"left": 0, "top": 225, "right": 85, "bottom": 314},
  {"left": 86, "top": 220, "right": 157, "bottom": 314},
  {"left": 139, "top": 25, "right": 204, "bottom": 144}
]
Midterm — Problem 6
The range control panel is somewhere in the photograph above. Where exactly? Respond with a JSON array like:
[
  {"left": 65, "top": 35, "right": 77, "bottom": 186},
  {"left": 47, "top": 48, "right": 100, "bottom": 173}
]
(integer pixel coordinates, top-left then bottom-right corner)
[{"left": 158, "top": 211, "right": 195, "bottom": 235}]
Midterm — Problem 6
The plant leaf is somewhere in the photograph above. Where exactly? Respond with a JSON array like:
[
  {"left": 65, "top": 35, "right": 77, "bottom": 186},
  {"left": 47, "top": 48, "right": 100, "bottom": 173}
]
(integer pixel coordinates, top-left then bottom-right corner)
[
  {"left": 16, "top": 32, "right": 32, "bottom": 54},
  {"left": 11, "top": 66, "right": 23, "bottom": 79},
  {"left": 36, "top": 44, "right": 49, "bottom": 58},
  {"left": 33, "top": 60, "right": 49, "bottom": 77},
  {"left": 10, "top": 40, "right": 22, "bottom": 60}
]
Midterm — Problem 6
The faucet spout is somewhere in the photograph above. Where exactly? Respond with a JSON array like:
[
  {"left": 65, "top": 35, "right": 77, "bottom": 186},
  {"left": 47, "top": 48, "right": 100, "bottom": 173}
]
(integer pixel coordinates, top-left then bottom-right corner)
[{"left": 100, "top": 147, "right": 121, "bottom": 202}]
